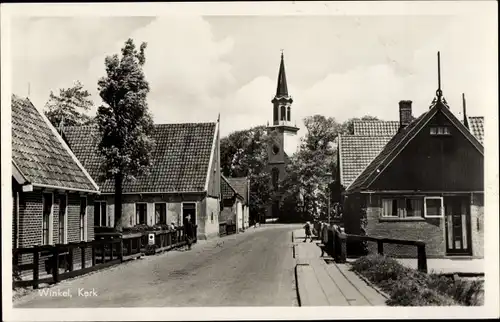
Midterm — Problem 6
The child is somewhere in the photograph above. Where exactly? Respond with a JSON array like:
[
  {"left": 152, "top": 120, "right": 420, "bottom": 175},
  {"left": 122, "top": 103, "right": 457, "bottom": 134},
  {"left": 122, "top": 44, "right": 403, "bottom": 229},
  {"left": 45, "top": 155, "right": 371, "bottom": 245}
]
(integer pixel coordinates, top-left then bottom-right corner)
[{"left": 304, "top": 221, "right": 312, "bottom": 242}]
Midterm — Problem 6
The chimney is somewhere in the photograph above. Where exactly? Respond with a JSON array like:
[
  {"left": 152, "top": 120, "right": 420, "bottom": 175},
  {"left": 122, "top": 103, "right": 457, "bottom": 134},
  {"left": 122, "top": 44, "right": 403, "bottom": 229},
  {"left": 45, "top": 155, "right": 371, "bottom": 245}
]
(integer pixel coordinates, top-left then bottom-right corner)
[{"left": 399, "top": 100, "right": 413, "bottom": 130}]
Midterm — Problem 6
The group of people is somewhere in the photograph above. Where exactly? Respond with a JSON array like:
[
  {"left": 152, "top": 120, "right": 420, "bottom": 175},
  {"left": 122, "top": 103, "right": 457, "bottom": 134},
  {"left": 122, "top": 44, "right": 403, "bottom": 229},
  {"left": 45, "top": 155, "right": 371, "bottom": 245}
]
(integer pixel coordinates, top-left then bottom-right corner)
[{"left": 303, "top": 220, "right": 331, "bottom": 243}]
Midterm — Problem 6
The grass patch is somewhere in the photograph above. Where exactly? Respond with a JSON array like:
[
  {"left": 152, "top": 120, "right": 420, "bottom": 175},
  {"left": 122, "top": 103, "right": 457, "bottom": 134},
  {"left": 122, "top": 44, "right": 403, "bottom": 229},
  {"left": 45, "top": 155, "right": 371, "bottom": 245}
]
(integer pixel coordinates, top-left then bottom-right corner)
[{"left": 351, "top": 254, "right": 484, "bottom": 306}]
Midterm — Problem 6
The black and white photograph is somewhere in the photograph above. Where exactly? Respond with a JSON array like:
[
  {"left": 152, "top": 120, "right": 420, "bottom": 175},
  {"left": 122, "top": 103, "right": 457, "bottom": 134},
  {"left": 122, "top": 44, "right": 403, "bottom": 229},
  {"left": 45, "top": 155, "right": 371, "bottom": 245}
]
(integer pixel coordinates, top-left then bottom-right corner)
[{"left": 1, "top": 1, "right": 498, "bottom": 320}]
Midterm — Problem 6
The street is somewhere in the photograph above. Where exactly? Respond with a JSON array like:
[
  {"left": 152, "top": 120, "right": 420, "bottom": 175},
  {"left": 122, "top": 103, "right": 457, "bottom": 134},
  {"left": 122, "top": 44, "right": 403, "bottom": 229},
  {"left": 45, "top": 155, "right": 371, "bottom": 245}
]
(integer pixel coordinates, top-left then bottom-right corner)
[{"left": 14, "top": 224, "right": 300, "bottom": 308}]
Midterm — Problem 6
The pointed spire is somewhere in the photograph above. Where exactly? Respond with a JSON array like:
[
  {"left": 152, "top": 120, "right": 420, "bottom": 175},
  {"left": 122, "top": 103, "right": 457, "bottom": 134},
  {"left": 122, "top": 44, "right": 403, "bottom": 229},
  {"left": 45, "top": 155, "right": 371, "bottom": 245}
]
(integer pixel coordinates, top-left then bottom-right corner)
[
  {"left": 462, "top": 93, "right": 469, "bottom": 129},
  {"left": 276, "top": 50, "right": 288, "bottom": 97},
  {"left": 217, "top": 112, "right": 220, "bottom": 123}
]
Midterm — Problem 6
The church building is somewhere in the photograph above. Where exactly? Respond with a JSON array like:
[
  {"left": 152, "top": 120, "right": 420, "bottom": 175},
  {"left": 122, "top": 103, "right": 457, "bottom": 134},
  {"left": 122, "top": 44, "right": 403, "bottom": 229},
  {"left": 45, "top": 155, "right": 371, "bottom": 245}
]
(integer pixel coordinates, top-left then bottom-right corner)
[{"left": 265, "top": 52, "right": 300, "bottom": 221}]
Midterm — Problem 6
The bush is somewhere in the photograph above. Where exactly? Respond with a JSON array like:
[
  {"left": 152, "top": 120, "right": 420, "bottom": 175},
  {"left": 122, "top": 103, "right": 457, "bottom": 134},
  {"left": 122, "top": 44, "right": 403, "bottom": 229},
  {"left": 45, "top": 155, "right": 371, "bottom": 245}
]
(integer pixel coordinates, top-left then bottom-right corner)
[{"left": 351, "top": 254, "right": 483, "bottom": 306}]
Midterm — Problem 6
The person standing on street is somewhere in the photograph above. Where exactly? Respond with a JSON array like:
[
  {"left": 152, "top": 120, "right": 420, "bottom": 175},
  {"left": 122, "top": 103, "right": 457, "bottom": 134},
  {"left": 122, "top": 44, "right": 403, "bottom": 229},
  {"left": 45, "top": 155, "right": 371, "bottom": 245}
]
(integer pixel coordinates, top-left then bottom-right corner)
[
  {"left": 304, "top": 221, "right": 312, "bottom": 242},
  {"left": 185, "top": 215, "right": 194, "bottom": 250}
]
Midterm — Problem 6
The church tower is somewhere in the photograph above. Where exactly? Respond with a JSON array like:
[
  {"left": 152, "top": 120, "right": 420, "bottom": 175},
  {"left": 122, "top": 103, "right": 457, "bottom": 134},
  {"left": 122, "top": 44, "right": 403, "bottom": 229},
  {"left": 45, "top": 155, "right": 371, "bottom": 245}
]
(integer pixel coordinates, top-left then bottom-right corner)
[{"left": 266, "top": 51, "right": 299, "bottom": 221}]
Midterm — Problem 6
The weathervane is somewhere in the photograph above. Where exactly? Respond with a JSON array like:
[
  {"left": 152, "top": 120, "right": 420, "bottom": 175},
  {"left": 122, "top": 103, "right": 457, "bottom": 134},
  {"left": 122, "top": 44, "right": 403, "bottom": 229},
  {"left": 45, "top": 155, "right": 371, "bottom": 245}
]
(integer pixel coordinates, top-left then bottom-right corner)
[{"left": 436, "top": 51, "right": 442, "bottom": 99}]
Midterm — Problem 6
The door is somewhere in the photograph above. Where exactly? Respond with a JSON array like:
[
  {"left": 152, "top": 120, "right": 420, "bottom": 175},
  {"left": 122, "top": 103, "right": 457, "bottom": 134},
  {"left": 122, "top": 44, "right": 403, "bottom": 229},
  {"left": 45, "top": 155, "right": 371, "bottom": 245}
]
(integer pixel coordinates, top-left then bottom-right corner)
[
  {"left": 444, "top": 196, "right": 472, "bottom": 256},
  {"left": 182, "top": 203, "right": 196, "bottom": 227}
]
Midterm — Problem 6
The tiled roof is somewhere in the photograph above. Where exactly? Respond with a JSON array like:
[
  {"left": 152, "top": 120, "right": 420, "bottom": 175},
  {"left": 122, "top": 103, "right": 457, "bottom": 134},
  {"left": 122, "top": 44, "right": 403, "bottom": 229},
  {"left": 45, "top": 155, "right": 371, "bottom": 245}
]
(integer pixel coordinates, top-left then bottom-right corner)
[
  {"left": 339, "top": 135, "right": 392, "bottom": 188},
  {"left": 353, "top": 120, "right": 399, "bottom": 136},
  {"left": 227, "top": 177, "right": 249, "bottom": 205},
  {"left": 64, "top": 122, "right": 217, "bottom": 193},
  {"left": 468, "top": 116, "right": 484, "bottom": 145},
  {"left": 221, "top": 175, "right": 238, "bottom": 200},
  {"left": 11, "top": 95, "right": 98, "bottom": 192},
  {"left": 347, "top": 100, "right": 483, "bottom": 192},
  {"left": 353, "top": 117, "right": 484, "bottom": 144}
]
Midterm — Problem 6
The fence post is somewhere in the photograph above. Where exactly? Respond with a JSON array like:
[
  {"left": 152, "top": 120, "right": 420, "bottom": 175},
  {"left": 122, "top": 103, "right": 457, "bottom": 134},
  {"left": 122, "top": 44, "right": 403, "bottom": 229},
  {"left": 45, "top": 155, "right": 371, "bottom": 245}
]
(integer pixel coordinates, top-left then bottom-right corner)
[
  {"left": 33, "top": 246, "right": 40, "bottom": 289},
  {"left": 119, "top": 239, "right": 124, "bottom": 262},
  {"left": 417, "top": 243, "right": 427, "bottom": 273},
  {"left": 68, "top": 246, "right": 74, "bottom": 272},
  {"left": 101, "top": 241, "right": 106, "bottom": 264},
  {"left": 110, "top": 240, "right": 114, "bottom": 261},
  {"left": 52, "top": 245, "right": 60, "bottom": 284},
  {"left": 338, "top": 233, "right": 347, "bottom": 263},
  {"left": 81, "top": 244, "right": 86, "bottom": 269},
  {"left": 91, "top": 243, "right": 96, "bottom": 266},
  {"left": 377, "top": 240, "right": 384, "bottom": 255}
]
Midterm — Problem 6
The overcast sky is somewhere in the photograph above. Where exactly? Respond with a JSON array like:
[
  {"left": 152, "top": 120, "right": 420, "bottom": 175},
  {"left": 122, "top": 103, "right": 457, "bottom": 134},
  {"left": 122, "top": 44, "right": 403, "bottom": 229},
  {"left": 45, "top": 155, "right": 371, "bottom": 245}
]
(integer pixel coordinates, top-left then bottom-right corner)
[{"left": 10, "top": 11, "right": 496, "bottom": 138}]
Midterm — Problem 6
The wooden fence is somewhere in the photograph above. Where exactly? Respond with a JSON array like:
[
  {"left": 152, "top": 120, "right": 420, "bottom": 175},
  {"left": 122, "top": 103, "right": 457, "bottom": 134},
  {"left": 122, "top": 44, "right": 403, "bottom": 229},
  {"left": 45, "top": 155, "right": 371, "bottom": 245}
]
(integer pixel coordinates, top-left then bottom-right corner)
[
  {"left": 13, "top": 226, "right": 196, "bottom": 290},
  {"left": 324, "top": 225, "right": 428, "bottom": 273},
  {"left": 219, "top": 222, "right": 237, "bottom": 237}
]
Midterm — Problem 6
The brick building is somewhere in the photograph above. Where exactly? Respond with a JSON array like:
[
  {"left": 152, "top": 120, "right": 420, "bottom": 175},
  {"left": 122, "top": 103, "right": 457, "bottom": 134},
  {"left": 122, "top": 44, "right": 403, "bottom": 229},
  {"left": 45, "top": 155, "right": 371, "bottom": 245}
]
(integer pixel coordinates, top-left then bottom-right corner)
[
  {"left": 337, "top": 89, "right": 484, "bottom": 258},
  {"left": 220, "top": 176, "right": 250, "bottom": 231},
  {"left": 63, "top": 119, "right": 222, "bottom": 240},
  {"left": 12, "top": 95, "right": 100, "bottom": 268}
]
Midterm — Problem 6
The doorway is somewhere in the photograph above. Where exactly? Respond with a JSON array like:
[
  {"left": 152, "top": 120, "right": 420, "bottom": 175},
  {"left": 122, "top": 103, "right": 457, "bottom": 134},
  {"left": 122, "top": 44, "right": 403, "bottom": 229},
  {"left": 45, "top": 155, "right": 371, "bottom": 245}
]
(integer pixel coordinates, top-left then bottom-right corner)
[
  {"left": 182, "top": 203, "right": 196, "bottom": 227},
  {"left": 444, "top": 196, "right": 472, "bottom": 256}
]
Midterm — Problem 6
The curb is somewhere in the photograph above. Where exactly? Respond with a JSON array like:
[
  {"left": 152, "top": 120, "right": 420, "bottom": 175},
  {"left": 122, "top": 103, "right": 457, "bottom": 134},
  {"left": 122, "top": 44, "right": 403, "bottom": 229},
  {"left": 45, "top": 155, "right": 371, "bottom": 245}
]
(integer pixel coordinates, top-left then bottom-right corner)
[{"left": 294, "top": 263, "right": 309, "bottom": 307}]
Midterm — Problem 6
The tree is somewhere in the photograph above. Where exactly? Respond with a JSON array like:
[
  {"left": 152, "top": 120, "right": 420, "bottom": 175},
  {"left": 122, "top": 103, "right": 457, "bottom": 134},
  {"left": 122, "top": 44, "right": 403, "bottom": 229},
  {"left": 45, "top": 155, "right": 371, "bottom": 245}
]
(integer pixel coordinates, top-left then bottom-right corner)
[
  {"left": 44, "top": 81, "right": 93, "bottom": 130},
  {"left": 280, "top": 115, "right": 342, "bottom": 221},
  {"left": 96, "top": 38, "right": 155, "bottom": 231},
  {"left": 220, "top": 125, "right": 273, "bottom": 224}
]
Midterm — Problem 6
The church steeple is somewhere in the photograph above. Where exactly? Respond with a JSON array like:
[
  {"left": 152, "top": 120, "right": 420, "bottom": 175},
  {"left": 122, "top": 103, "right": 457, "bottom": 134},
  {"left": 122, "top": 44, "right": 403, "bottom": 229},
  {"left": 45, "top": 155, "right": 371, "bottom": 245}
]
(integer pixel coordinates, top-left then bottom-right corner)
[
  {"left": 276, "top": 51, "right": 288, "bottom": 97},
  {"left": 271, "top": 51, "right": 294, "bottom": 126}
]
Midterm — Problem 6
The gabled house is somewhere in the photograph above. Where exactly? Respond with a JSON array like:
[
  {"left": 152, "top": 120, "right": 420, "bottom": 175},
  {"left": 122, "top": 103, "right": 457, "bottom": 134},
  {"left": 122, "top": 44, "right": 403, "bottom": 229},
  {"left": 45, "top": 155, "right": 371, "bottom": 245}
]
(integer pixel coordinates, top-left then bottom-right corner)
[
  {"left": 63, "top": 120, "right": 221, "bottom": 240},
  {"left": 220, "top": 176, "right": 250, "bottom": 231},
  {"left": 227, "top": 177, "right": 250, "bottom": 230},
  {"left": 220, "top": 176, "right": 244, "bottom": 227},
  {"left": 12, "top": 95, "right": 100, "bottom": 266},
  {"left": 338, "top": 94, "right": 484, "bottom": 259}
]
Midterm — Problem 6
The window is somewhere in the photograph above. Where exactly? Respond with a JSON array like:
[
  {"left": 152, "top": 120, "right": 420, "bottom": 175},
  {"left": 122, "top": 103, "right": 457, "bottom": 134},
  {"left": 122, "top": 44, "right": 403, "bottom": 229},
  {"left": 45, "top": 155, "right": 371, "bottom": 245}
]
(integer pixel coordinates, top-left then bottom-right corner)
[
  {"left": 382, "top": 197, "right": 423, "bottom": 218},
  {"left": 272, "top": 168, "right": 279, "bottom": 190},
  {"left": 280, "top": 105, "right": 286, "bottom": 121},
  {"left": 94, "top": 201, "right": 107, "bottom": 227},
  {"left": 287, "top": 106, "right": 291, "bottom": 121},
  {"left": 155, "top": 203, "right": 167, "bottom": 225},
  {"left": 211, "top": 212, "right": 214, "bottom": 223},
  {"left": 80, "top": 197, "right": 87, "bottom": 241},
  {"left": 59, "top": 194, "right": 67, "bottom": 243},
  {"left": 136, "top": 203, "right": 147, "bottom": 225},
  {"left": 430, "top": 126, "right": 451, "bottom": 136},
  {"left": 42, "top": 193, "right": 53, "bottom": 245},
  {"left": 424, "top": 197, "right": 443, "bottom": 218},
  {"left": 273, "top": 105, "right": 278, "bottom": 123}
]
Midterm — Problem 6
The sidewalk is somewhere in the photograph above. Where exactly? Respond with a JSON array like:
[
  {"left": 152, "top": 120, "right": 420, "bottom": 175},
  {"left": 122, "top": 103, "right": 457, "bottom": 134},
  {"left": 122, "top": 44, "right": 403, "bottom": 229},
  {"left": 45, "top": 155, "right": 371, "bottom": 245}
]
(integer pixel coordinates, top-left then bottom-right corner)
[{"left": 293, "top": 229, "right": 388, "bottom": 306}]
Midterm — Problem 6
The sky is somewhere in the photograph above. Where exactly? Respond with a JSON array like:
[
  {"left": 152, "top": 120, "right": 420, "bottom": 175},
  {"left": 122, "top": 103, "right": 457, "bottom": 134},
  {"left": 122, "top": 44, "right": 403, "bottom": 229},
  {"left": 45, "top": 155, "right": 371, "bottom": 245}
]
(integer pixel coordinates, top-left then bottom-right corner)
[{"left": 10, "top": 12, "right": 497, "bottom": 138}]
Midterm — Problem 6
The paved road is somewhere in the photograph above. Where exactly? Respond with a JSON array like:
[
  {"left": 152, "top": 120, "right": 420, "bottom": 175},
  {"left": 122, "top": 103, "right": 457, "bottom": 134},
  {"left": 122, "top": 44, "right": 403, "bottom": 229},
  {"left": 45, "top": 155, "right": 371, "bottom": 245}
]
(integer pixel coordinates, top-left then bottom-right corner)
[{"left": 14, "top": 224, "right": 300, "bottom": 307}]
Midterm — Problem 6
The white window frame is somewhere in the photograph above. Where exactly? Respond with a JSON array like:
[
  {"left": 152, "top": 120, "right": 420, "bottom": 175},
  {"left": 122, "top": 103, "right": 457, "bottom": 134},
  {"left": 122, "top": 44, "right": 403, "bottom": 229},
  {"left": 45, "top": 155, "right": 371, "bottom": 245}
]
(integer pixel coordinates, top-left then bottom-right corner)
[
  {"left": 381, "top": 197, "right": 424, "bottom": 219},
  {"left": 424, "top": 196, "right": 444, "bottom": 218},
  {"left": 42, "top": 192, "right": 54, "bottom": 245},
  {"left": 80, "top": 196, "right": 87, "bottom": 241},
  {"left": 58, "top": 193, "right": 68, "bottom": 244},
  {"left": 136, "top": 202, "right": 148, "bottom": 225},
  {"left": 94, "top": 201, "right": 108, "bottom": 227},
  {"left": 154, "top": 202, "right": 167, "bottom": 225}
]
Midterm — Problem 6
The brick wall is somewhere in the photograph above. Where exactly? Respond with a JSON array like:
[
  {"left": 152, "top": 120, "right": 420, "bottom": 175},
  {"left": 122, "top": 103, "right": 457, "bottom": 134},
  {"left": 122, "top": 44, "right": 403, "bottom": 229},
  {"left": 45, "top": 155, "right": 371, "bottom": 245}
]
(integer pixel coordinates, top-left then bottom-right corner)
[
  {"left": 15, "top": 190, "right": 95, "bottom": 267},
  {"left": 471, "top": 193, "right": 484, "bottom": 258},
  {"left": 220, "top": 202, "right": 237, "bottom": 224},
  {"left": 364, "top": 194, "right": 445, "bottom": 257}
]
